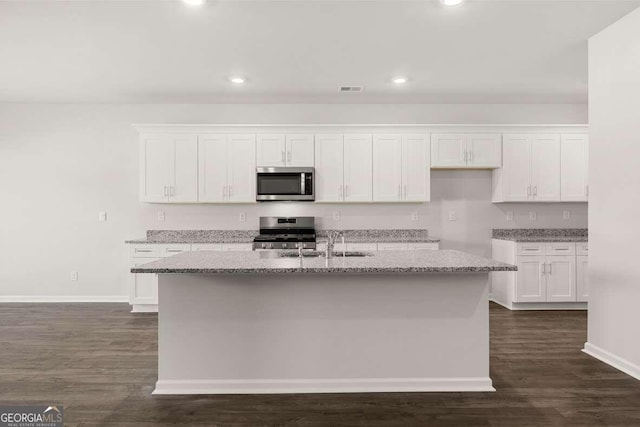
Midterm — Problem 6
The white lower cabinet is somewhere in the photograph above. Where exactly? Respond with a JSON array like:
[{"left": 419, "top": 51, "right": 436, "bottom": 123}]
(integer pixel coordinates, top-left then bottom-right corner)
[{"left": 492, "top": 240, "right": 587, "bottom": 309}]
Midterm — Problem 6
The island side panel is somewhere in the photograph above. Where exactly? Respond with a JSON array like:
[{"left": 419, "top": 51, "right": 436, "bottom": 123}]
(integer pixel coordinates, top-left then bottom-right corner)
[{"left": 154, "top": 272, "right": 492, "bottom": 394}]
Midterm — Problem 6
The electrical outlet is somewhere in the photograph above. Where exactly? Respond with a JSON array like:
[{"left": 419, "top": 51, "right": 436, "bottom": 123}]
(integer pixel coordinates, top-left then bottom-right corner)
[
  {"left": 70, "top": 271, "right": 78, "bottom": 281},
  {"left": 563, "top": 211, "right": 571, "bottom": 220},
  {"left": 448, "top": 211, "right": 457, "bottom": 221},
  {"left": 529, "top": 211, "right": 537, "bottom": 221},
  {"left": 239, "top": 212, "right": 247, "bottom": 222},
  {"left": 157, "top": 211, "right": 165, "bottom": 222},
  {"left": 506, "top": 211, "right": 514, "bottom": 221},
  {"left": 332, "top": 211, "right": 341, "bottom": 221},
  {"left": 98, "top": 211, "right": 107, "bottom": 222},
  {"left": 411, "top": 212, "right": 419, "bottom": 221}
]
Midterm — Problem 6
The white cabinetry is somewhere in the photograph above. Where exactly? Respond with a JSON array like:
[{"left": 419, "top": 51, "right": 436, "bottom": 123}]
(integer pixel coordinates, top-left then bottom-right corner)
[
  {"left": 315, "top": 134, "right": 373, "bottom": 202},
  {"left": 431, "top": 134, "right": 501, "bottom": 168},
  {"left": 576, "top": 242, "right": 589, "bottom": 302},
  {"left": 198, "top": 134, "right": 256, "bottom": 203},
  {"left": 561, "top": 134, "right": 589, "bottom": 202},
  {"left": 256, "top": 134, "right": 314, "bottom": 167},
  {"left": 373, "top": 134, "right": 430, "bottom": 202},
  {"left": 140, "top": 134, "right": 198, "bottom": 203},
  {"left": 492, "top": 240, "right": 587, "bottom": 309},
  {"left": 492, "top": 134, "right": 561, "bottom": 202}
]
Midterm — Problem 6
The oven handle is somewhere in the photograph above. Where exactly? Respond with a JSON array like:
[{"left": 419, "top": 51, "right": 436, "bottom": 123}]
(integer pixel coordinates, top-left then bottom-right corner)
[{"left": 301, "top": 173, "right": 305, "bottom": 195}]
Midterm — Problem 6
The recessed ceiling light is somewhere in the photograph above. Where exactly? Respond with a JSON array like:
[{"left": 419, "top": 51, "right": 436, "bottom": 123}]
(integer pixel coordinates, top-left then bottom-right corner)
[
  {"left": 392, "top": 76, "right": 408, "bottom": 85},
  {"left": 182, "top": 0, "right": 205, "bottom": 6},
  {"left": 229, "top": 76, "right": 246, "bottom": 84},
  {"left": 440, "top": 0, "right": 464, "bottom": 6}
]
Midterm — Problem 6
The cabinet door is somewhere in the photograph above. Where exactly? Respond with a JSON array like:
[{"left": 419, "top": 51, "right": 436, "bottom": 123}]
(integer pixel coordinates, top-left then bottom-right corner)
[
  {"left": 402, "top": 134, "right": 430, "bottom": 202},
  {"left": 227, "top": 134, "right": 256, "bottom": 202},
  {"left": 515, "top": 256, "right": 546, "bottom": 302},
  {"left": 130, "top": 258, "right": 160, "bottom": 305},
  {"left": 561, "top": 134, "right": 589, "bottom": 202},
  {"left": 140, "top": 134, "right": 170, "bottom": 202},
  {"left": 314, "top": 134, "right": 344, "bottom": 202},
  {"left": 431, "top": 134, "right": 466, "bottom": 167},
  {"left": 372, "top": 134, "right": 402, "bottom": 202},
  {"left": 286, "top": 134, "right": 314, "bottom": 167},
  {"left": 531, "top": 134, "right": 561, "bottom": 201},
  {"left": 256, "top": 134, "right": 286, "bottom": 167},
  {"left": 502, "top": 134, "right": 531, "bottom": 201},
  {"left": 546, "top": 255, "right": 576, "bottom": 302},
  {"left": 198, "top": 134, "right": 228, "bottom": 202},
  {"left": 576, "top": 256, "right": 589, "bottom": 302},
  {"left": 343, "top": 134, "right": 373, "bottom": 202},
  {"left": 467, "top": 134, "right": 502, "bottom": 168},
  {"left": 168, "top": 134, "right": 199, "bottom": 203}
]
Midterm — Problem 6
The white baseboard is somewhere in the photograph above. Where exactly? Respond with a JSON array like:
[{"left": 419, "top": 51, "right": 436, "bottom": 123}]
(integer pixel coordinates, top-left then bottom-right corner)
[
  {"left": 153, "top": 377, "right": 495, "bottom": 395},
  {"left": 583, "top": 342, "right": 640, "bottom": 381},
  {"left": 489, "top": 298, "right": 586, "bottom": 311},
  {"left": 132, "top": 304, "right": 158, "bottom": 313},
  {"left": 0, "top": 296, "right": 129, "bottom": 303}
]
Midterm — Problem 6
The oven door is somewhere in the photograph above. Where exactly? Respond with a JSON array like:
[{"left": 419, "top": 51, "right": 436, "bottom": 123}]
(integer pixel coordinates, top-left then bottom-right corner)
[{"left": 256, "top": 167, "right": 314, "bottom": 201}]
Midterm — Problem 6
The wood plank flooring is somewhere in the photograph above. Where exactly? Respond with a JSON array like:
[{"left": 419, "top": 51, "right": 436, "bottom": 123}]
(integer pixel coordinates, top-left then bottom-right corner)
[{"left": 0, "top": 303, "right": 639, "bottom": 426}]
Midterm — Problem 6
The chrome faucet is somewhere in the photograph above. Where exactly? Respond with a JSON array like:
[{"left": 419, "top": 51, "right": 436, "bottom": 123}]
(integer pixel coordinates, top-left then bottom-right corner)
[{"left": 325, "top": 230, "right": 343, "bottom": 258}]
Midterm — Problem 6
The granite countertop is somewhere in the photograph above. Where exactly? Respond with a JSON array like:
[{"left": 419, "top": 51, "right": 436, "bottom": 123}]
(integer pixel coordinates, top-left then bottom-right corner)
[
  {"left": 131, "top": 249, "right": 516, "bottom": 275},
  {"left": 492, "top": 228, "right": 588, "bottom": 243},
  {"left": 126, "top": 229, "right": 440, "bottom": 244}
]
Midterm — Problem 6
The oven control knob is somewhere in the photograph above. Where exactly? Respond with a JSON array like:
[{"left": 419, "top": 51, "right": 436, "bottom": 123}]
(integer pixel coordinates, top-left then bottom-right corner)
[
  {"left": 282, "top": 243, "right": 287, "bottom": 249},
  {"left": 268, "top": 243, "right": 273, "bottom": 249},
  {"left": 261, "top": 243, "right": 266, "bottom": 249},
  {"left": 295, "top": 243, "right": 300, "bottom": 248}
]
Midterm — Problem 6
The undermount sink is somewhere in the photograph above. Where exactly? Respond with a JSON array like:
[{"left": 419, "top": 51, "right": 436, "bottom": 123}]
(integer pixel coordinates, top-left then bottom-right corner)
[{"left": 277, "top": 251, "right": 373, "bottom": 258}]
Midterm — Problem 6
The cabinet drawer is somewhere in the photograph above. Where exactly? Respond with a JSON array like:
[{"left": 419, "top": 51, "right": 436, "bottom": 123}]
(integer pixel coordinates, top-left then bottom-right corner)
[
  {"left": 221, "top": 243, "right": 253, "bottom": 251},
  {"left": 162, "top": 244, "right": 192, "bottom": 256},
  {"left": 545, "top": 242, "right": 575, "bottom": 256},
  {"left": 576, "top": 243, "right": 588, "bottom": 256},
  {"left": 346, "top": 243, "right": 378, "bottom": 251},
  {"left": 377, "top": 243, "right": 408, "bottom": 251},
  {"left": 407, "top": 242, "right": 439, "bottom": 250},
  {"left": 516, "top": 243, "right": 545, "bottom": 256},
  {"left": 130, "top": 245, "right": 162, "bottom": 258},
  {"left": 191, "top": 243, "right": 223, "bottom": 251}
]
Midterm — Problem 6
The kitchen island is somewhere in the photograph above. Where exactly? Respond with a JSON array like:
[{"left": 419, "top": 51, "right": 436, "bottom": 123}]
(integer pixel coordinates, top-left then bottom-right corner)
[{"left": 133, "top": 250, "right": 516, "bottom": 395}]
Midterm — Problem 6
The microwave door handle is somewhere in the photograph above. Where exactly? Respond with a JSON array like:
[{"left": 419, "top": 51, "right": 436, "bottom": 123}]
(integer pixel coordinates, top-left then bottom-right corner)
[{"left": 301, "top": 173, "right": 305, "bottom": 195}]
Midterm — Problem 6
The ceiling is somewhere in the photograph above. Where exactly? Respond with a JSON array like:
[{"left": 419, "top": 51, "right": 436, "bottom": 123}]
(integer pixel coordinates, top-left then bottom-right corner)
[{"left": 1, "top": 0, "right": 639, "bottom": 104}]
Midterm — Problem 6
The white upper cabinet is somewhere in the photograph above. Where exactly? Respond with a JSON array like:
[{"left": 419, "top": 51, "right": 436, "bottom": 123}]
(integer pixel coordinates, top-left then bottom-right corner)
[
  {"left": 314, "top": 134, "right": 344, "bottom": 202},
  {"left": 493, "top": 134, "right": 561, "bottom": 202},
  {"left": 140, "top": 133, "right": 198, "bottom": 203},
  {"left": 431, "top": 134, "right": 501, "bottom": 168},
  {"left": 373, "top": 135, "right": 403, "bottom": 201},
  {"left": 343, "top": 134, "right": 373, "bottom": 202},
  {"left": 561, "top": 134, "right": 589, "bottom": 202},
  {"left": 199, "top": 134, "right": 256, "bottom": 203},
  {"left": 256, "top": 134, "right": 286, "bottom": 167},
  {"left": 373, "top": 134, "right": 430, "bottom": 202},
  {"left": 256, "top": 134, "right": 314, "bottom": 167},
  {"left": 286, "top": 134, "right": 314, "bottom": 167}
]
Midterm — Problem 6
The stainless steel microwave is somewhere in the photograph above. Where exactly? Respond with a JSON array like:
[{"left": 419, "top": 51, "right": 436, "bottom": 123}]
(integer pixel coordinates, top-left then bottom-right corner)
[{"left": 256, "top": 167, "right": 314, "bottom": 201}]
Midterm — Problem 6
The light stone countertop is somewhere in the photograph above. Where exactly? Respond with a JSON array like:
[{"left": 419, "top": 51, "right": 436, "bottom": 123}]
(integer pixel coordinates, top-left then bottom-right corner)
[
  {"left": 492, "top": 228, "right": 588, "bottom": 242},
  {"left": 131, "top": 249, "right": 516, "bottom": 275}
]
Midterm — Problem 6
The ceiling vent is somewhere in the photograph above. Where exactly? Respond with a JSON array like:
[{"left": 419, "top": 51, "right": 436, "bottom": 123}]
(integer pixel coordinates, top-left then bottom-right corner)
[{"left": 340, "top": 86, "right": 364, "bottom": 93}]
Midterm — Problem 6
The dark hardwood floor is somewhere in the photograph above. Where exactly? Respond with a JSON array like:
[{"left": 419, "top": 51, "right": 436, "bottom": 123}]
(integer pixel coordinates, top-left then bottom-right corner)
[{"left": 1, "top": 303, "right": 639, "bottom": 426}]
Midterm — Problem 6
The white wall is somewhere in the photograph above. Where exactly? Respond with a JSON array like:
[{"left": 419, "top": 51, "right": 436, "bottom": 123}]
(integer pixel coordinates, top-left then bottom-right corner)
[
  {"left": 0, "top": 103, "right": 587, "bottom": 300},
  {"left": 585, "top": 7, "right": 640, "bottom": 379}
]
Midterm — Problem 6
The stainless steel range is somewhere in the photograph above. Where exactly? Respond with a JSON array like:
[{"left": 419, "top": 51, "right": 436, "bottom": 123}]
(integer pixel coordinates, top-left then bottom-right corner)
[{"left": 252, "top": 216, "right": 316, "bottom": 250}]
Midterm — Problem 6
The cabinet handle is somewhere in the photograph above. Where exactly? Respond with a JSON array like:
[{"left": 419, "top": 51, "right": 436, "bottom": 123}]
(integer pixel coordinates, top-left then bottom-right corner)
[
  {"left": 170, "top": 186, "right": 175, "bottom": 197},
  {"left": 533, "top": 186, "right": 538, "bottom": 197},
  {"left": 287, "top": 150, "right": 292, "bottom": 162},
  {"left": 468, "top": 150, "right": 473, "bottom": 164},
  {"left": 345, "top": 184, "right": 348, "bottom": 198},
  {"left": 136, "top": 249, "right": 152, "bottom": 253},
  {"left": 222, "top": 185, "right": 226, "bottom": 198},
  {"left": 548, "top": 263, "right": 552, "bottom": 275},
  {"left": 398, "top": 184, "right": 402, "bottom": 198}
]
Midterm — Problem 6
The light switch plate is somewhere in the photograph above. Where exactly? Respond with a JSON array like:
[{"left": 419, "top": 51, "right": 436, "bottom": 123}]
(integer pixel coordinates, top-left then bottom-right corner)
[
  {"left": 332, "top": 211, "right": 341, "bottom": 221},
  {"left": 70, "top": 271, "right": 78, "bottom": 281},
  {"left": 239, "top": 212, "right": 247, "bottom": 222},
  {"left": 98, "top": 211, "right": 107, "bottom": 222},
  {"left": 157, "top": 211, "right": 165, "bottom": 222},
  {"left": 506, "top": 211, "right": 514, "bottom": 221},
  {"left": 411, "top": 212, "right": 419, "bottom": 221},
  {"left": 563, "top": 211, "right": 571, "bottom": 220},
  {"left": 529, "top": 211, "right": 537, "bottom": 221},
  {"left": 448, "top": 211, "right": 457, "bottom": 221}
]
